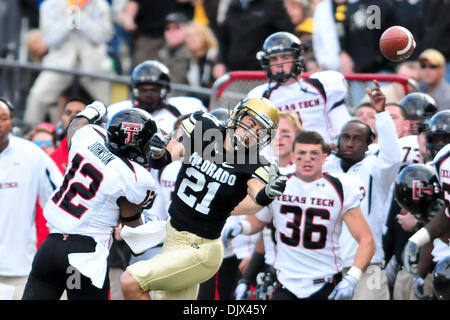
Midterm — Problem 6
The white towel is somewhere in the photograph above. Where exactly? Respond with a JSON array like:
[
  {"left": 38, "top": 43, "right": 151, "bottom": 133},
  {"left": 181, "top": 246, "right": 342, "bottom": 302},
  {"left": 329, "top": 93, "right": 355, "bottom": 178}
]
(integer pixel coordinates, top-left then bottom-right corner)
[
  {"left": 68, "top": 242, "right": 109, "bottom": 289},
  {"left": 120, "top": 221, "right": 167, "bottom": 254}
]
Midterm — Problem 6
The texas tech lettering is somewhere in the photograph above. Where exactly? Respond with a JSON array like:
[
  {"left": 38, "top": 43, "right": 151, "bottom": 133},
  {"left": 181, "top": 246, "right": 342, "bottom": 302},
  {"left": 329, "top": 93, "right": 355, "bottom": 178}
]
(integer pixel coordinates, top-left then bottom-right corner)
[{"left": 278, "top": 98, "right": 320, "bottom": 111}]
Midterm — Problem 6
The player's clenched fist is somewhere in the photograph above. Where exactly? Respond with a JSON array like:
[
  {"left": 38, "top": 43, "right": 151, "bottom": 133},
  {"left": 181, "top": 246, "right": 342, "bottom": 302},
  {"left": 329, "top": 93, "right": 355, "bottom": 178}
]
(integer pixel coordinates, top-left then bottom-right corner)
[{"left": 149, "top": 131, "right": 170, "bottom": 159}]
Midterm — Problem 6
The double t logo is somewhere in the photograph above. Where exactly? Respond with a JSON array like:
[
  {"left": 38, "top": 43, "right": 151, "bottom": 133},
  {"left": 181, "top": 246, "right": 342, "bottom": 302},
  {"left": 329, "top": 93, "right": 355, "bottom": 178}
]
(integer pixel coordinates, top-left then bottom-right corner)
[
  {"left": 121, "top": 122, "right": 143, "bottom": 144},
  {"left": 412, "top": 180, "right": 433, "bottom": 200}
]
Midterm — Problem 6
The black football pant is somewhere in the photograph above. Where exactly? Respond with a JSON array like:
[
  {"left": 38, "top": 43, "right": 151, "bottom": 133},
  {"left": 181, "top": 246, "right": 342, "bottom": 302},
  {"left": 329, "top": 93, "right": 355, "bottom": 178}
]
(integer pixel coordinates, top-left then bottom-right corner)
[
  {"left": 22, "top": 233, "right": 110, "bottom": 300},
  {"left": 270, "top": 272, "right": 342, "bottom": 300},
  {"left": 197, "top": 255, "right": 241, "bottom": 300}
]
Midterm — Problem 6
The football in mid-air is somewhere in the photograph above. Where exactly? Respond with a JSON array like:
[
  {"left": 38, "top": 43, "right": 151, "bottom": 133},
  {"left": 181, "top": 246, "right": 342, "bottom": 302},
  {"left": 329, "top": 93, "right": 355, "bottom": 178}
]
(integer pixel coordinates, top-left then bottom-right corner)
[{"left": 379, "top": 26, "right": 416, "bottom": 62}]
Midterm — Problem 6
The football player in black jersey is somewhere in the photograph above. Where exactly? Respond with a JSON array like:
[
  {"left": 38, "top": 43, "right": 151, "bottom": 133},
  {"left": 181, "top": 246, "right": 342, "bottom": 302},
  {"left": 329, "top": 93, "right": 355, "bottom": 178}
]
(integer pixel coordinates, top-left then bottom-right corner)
[{"left": 120, "top": 97, "right": 287, "bottom": 300}]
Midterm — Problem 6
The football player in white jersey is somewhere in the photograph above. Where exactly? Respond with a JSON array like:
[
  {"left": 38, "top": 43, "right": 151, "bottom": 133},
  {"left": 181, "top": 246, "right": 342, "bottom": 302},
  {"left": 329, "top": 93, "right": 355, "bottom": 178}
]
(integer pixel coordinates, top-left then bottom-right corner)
[
  {"left": 247, "top": 31, "right": 351, "bottom": 146},
  {"left": 323, "top": 83, "right": 402, "bottom": 300},
  {"left": 22, "top": 103, "right": 158, "bottom": 300},
  {"left": 402, "top": 110, "right": 450, "bottom": 275},
  {"left": 222, "top": 131, "right": 375, "bottom": 300},
  {"left": 105, "top": 60, "right": 206, "bottom": 135}
]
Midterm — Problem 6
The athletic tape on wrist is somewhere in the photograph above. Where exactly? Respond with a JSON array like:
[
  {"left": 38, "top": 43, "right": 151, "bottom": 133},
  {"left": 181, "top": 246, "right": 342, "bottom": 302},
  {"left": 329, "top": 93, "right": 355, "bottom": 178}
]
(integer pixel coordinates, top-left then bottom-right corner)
[
  {"left": 240, "top": 220, "right": 252, "bottom": 235},
  {"left": 409, "top": 227, "right": 431, "bottom": 247},
  {"left": 347, "top": 266, "right": 362, "bottom": 282}
]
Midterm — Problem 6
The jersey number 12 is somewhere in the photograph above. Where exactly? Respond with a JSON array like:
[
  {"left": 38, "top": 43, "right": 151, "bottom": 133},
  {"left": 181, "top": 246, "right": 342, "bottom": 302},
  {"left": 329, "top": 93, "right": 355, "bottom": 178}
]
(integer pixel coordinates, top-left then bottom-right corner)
[{"left": 51, "top": 153, "right": 103, "bottom": 219}]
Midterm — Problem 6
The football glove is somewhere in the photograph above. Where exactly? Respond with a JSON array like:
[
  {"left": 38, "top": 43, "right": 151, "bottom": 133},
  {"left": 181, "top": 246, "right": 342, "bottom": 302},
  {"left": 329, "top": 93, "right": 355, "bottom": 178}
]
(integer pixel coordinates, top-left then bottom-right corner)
[
  {"left": 221, "top": 222, "right": 242, "bottom": 248},
  {"left": 75, "top": 100, "right": 107, "bottom": 123},
  {"left": 412, "top": 276, "right": 433, "bottom": 300},
  {"left": 384, "top": 257, "right": 400, "bottom": 290},
  {"left": 328, "top": 273, "right": 358, "bottom": 300},
  {"left": 265, "top": 163, "right": 288, "bottom": 199},
  {"left": 234, "top": 280, "right": 251, "bottom": 300},
  {"left": 402, "top": 240, "right": 420, "bottom": 274},
  {"left": 149, "top": 131, "right": 171, "bottom": 159}
]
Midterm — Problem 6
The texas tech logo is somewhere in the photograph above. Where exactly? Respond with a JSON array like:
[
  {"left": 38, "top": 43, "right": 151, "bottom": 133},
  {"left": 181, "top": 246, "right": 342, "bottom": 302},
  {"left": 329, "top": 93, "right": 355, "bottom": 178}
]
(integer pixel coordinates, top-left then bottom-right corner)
[
  {"left": 121, "top": 122, "right": 143, "bottom": 144},
  {"left": 412, "top": 180, "right": 435, "bottom": 200}
]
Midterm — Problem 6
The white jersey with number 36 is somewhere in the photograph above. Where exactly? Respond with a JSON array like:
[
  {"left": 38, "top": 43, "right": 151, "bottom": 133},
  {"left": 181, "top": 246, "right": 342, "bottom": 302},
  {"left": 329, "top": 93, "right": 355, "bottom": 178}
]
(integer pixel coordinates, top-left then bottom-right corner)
[
  {"left": 256, "top": 173, "right": 363, "bottom": 298},
  {"left": 44, "top": 125, "right": 157, "bottom": 247}
]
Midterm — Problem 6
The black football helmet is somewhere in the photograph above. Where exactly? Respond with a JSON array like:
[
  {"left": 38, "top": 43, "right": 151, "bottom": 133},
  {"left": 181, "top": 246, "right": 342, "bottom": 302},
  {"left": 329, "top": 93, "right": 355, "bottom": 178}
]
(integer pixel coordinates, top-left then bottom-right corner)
[
  {"left": 394, "top": 164, "right": 442, "bottom": 222},
  {"left": 256, "top": 32, "right": 304, "bottom": 84},
  {"left": 432, "top": 255, "right": 450, "bottom": 300},
  {"left": 426, "top": 110, "right": 450, "bottom": 159},
  {"left": 106, "top": 108, "right": 157, "bottom": 166},
  {"left": 131, "top": 60, "right": 171, "bottom": 113},
  {"left": 398, "top": 93, "right": 437, "bottom": 121},
  {"left": 209, "top": 108, "right": 229, "bottom": 125}
]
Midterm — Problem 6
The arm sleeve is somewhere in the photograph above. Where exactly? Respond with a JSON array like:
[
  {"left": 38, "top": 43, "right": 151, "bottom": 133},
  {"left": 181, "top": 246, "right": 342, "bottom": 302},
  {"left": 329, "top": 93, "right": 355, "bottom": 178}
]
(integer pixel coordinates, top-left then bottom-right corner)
[
  {"left": 373, "top": 111, "right": 403, "bottom": 193},
  {"left": 339, "top": 174, "right": 364, "bottom": 214},
  {"left": 310, "top": 71, "right": 351, "bottom": 138}
]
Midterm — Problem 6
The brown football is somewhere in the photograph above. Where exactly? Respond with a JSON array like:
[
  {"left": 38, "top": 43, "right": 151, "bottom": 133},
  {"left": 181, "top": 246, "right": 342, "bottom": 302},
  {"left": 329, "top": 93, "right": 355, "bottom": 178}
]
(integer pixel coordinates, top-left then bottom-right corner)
[{"left": 379, "top": 26, "right": 416, "bottom": 62}]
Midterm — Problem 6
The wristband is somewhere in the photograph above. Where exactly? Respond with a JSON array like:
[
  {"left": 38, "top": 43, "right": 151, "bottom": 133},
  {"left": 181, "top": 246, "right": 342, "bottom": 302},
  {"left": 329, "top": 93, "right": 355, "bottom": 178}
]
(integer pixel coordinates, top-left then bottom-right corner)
[
  {"left": 409, "top": 227, "right": 431, "bottom": 247},
  {"left": 347, "top": 266, "right": 363, "bottom": 282},
  {"left": 255, "top": 188, "right": 275, "bottom": 206},
  {"left": 240, "top": 220, "right": 252, "bottom": 235}
]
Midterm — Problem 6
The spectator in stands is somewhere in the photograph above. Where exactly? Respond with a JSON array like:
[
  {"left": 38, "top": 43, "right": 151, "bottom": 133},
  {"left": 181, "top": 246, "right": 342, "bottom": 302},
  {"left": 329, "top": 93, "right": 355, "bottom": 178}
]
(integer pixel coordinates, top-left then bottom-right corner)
[
  {"left": 283, "top": 0, "right": 313, "bottom": 54},
  {"left": 340, "top": 0, "right": 396, "bottom": 73},
  {"left": 23, "top": 0, "right": 114, "bottom": 126},
  {"left": 213, "top": 0, "right": 294, "bottom": 78},
  {"left": 185, "top": 21, "right": 218, "bottom": 106},
  {"left": 158, "top": 12, "right": 191, "bottom": 95},
  {"left": 418, "top": 49, "right": 450, "bottom": 111},
  {"left": 0, "top": 99, "right": 62, "bottom": 300},
  {"left": 312, "top": 0, "right": 348, "bottom": 71},
  {"left": 121, "top": 0, "right": 194, "bottom": 65}
]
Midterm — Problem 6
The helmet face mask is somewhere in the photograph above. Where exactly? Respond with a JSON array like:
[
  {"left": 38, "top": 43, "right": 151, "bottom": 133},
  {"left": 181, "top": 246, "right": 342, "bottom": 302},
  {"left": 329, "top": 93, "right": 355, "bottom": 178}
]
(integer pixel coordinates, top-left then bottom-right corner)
[
  {"left": 257, "top": 32, "right": 304, "bottom": 84},
  {"left": 107, "top": 108, "right": 158, "bottom": 166},
  {"left": 225, "top": 98, "right": 279, "bottom": 151}
]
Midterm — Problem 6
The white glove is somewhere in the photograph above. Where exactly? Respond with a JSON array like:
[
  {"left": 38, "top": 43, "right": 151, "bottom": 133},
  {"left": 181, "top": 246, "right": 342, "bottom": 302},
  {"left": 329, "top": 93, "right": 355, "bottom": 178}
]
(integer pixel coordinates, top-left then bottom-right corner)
[
  {"left": 75, "top": 100, "right": 107, "bottom": 123},
  {"left": 234, "top": 280, "right": 250, "bottom": 300},
  {"left": 412, "top": 276, "right": 433, "bottom": 300},
  {"left": 402, "top": 240, "right": 420, "bottom": 274},
  {"left": 220, "top": 222, "right": 242, "bottom": 248},
  {"left": 149, "top": 131, "right": 171, "bottom": 159},
  {"left": 328, "top": 274, "right": 358, "bottom": 300},
  {"left": 265, "top": 163, "right": 288, "bottom": 199}
]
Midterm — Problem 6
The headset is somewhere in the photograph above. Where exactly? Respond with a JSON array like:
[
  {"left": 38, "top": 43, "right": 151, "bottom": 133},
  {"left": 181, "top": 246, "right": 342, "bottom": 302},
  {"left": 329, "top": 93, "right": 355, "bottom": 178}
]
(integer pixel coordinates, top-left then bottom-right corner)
[
  {"left": 336, "top": 119, "right": 376, "bottom": 147},
  {"left": 0, "top": 97, "right": 14, "bottom": 114}
]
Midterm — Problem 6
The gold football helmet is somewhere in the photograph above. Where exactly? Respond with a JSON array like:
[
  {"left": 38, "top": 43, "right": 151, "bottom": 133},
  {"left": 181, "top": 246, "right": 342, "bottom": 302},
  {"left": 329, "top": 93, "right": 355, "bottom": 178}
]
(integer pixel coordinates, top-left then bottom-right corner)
[{"left": 225, "top": 97, "right": 279, "bottom": 150}]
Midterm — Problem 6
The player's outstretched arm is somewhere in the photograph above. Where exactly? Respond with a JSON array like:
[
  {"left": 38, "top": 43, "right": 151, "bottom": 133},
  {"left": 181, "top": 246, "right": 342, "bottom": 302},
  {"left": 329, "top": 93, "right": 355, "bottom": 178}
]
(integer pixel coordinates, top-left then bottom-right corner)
[
  {"left": 67, "top": 101, "right": 107, "bottom": 149},
  {"left": 148, "top": 131, "right": 185, "bottom": 169}
]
